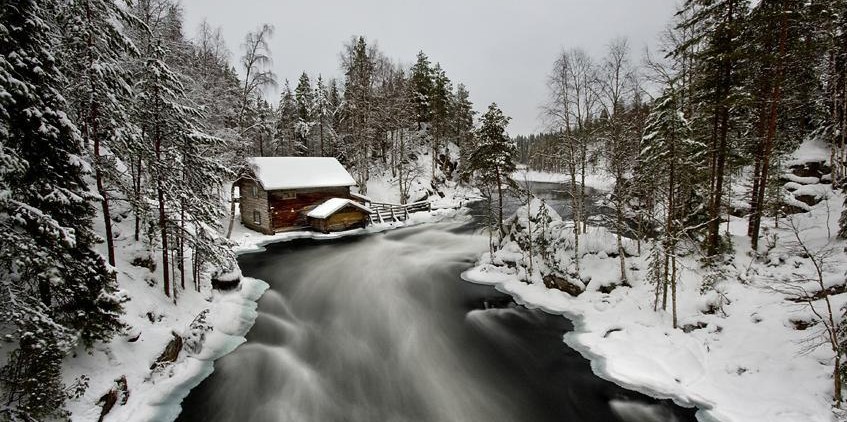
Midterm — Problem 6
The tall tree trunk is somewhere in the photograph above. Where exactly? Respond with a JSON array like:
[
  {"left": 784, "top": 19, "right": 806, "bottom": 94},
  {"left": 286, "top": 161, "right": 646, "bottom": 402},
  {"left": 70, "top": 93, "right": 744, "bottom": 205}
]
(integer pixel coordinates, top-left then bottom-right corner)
[
  {"left": 179, "top": 198, "right": 186, "bottom": 290},
  {"left": 91, "top": 108, "right": 115, "bottom": 267},
  {"left": 134, "top": 155, "right": 142, "bottom": 242},
  {"left": 225, "top": 182, "right": 238, "bottom": 239},
  {"left": 615, "top": 185, "right": 627, "bottom": 283},
  {"left": 154, "top": 90, "right": 170, "bottom": 297},
  {"left": 84, "top": 2, "right": 115, "bottom": 267},
  {"left": 749, "top": 8, "right": 787, "bottom": 251},
  {"left": 496, "top": 169, "right": 504, "bottom": 238},
  {"left": 671, "top": 254, "right": 678, "bottom": 328}
]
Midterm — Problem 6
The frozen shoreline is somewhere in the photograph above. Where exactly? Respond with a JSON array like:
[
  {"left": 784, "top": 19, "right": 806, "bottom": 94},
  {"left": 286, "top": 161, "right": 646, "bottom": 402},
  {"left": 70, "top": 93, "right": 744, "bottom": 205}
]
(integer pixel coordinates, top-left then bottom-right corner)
[
  {"left": 460, "top": 269, "right": 716, "bottom": 420},
  {"left": 460, "top": 192, "right": 841, "bottom": 422}
]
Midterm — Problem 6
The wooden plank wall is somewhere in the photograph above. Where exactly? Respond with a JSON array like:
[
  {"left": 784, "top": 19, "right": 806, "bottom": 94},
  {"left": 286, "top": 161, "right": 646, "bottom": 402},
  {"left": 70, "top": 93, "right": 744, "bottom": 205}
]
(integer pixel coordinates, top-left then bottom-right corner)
[
  {"left": 269, "top": 186, "right": 352, "bottom": 230},
  {"left": 310, "top": 208, "right": 368, "bottom": 232}
]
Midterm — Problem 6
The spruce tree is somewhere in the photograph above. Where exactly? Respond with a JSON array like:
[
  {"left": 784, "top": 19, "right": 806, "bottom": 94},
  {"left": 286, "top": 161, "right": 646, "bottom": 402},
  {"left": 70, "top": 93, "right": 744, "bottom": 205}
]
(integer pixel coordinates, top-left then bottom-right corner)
[
  {"left": 677, "top": 0, "right": 749, "bottom": 257},
  {"left": 57, "top": 0, "right": 142, "bottom": 267},
  {"left": 454, "top": 83, "right": 476, "bottom": 180},
  {"left": 466, "top": 103, "right": 518, "bottom": 237},
  {"left": 410, "top": 51, "right": 434, "bottom": 128},
  {"left": 0, "top": 0, "right": 123, "bottom": 417},
  {"left": 295, "top": 72, "right": 315, "bottom": 154}
]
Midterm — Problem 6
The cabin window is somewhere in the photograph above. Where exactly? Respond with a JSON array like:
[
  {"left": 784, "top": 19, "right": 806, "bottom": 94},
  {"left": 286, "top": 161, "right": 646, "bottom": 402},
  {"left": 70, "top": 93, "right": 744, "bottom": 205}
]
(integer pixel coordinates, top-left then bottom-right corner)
[
  {"left": 253, "top": 210, "right": 261, "bottom": 225},
  {"left": 251, "top": 185, "right": 259, "bottom": 198},
  {"left": 280, "top": 191, "right": 296, "bottom": 200}
]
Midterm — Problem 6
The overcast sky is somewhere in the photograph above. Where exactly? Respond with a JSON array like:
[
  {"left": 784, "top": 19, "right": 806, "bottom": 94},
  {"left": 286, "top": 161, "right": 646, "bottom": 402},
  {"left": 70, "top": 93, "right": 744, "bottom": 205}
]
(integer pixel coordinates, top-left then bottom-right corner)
[{"left": 179, "top": 0, "right": 677, "bottom": 136}]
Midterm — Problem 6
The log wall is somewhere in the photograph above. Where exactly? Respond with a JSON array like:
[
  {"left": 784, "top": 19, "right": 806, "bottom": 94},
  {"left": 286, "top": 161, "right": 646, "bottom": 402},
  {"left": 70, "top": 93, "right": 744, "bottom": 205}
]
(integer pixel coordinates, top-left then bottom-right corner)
[{"left": 238, "top": 179, "right": 272, "bottom": 234}]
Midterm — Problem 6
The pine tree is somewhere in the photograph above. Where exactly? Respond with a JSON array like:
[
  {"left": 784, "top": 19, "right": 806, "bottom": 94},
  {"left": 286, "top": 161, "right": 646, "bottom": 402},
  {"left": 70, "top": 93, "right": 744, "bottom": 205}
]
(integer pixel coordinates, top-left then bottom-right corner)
[
  {"left": 639, "top": 85, "right": 706, "bottom": 327},
  {"left": 410, "top": 51, "right": 434, "bottom": 128},
  {"left": 340, "top": 36, "right": 378, "bottom": 192},
  {"left": 314, "top": 75, "right": 337, "bottom": 156},
  {"left": 466, "top": 103, "right": 518, "bottom": 237},
  {"left": 677, "top": 0, "right": 749, "bottom": 258},
  {"left": 57, "top": 0, "right": 142, "bottom": 268},
  {"left": 745, "top": 0, "right": 812, "bottom": 251},
  {"left": 430, "top": 63, "right": 454, "bottom": 180},
  {"left": 454, "top": 83, "right": 476, "bottom": 180},
  {"left": 0, "top": 0, "right": 124, "bottom": 417},
  {"left": 294, "top": 71, "right": 315, "bottom": 155},
  {"left": 275, "top": 80, "right": 300, "bottom": 155}
]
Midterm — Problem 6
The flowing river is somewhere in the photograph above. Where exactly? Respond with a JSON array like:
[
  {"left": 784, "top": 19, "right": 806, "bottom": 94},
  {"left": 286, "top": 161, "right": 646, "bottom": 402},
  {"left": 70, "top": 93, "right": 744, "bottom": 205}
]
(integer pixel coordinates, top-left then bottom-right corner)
[{"left": 177, "top": 184, "right": 696, "bottom": 422}]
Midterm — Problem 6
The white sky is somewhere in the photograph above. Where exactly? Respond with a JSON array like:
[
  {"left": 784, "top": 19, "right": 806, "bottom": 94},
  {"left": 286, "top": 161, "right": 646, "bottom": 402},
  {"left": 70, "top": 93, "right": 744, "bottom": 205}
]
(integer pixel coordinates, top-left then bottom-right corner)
[{"left": 179, "top": 0, "right": 677, "bottom": 136}]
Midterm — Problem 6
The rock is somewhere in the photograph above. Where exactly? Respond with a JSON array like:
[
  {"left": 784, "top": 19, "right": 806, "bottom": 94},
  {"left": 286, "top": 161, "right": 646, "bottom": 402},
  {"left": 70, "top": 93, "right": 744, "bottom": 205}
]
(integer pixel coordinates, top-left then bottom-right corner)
[
  {"left": 780, "top": 201, "right": 809, "bottom": 215},
  {"left": 542, "top": 273, "right": 583, "bottom": 296},
  {"left": 97, "top": 389, "right": 117, "bottom": 422},
  {"left": 211, "top": 275, "right": 240, "bottom": 291},
  {"left": 97, "top": 376, "right": 129, "bottom": 422},
  {"left": 131, "top": 254, "right": 156, "bottom": 272},
  {"left": 790, "top": 319, "right": 817, "bottom": 331},
  {"left": 682, "top": 322, "right": 708, "bottom": 333},
  {"left": 795, "top": 194, "right": 821, "bottom": 207},
  {"left": 127, "top": 331, "right": 141, "bottom": 343},
  {"left": 150, "top": 332, "right": 183, "bottom": 370},
  {"left": 789, "top": 160, "right": 831, "bottom": 179}
]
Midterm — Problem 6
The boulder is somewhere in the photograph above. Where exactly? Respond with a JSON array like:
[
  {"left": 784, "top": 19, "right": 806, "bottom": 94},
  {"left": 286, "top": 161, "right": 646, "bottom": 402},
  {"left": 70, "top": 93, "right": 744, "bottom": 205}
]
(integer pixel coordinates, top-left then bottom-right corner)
[{"left": 542, "top": 273, "right": 583, "bottom": 296}]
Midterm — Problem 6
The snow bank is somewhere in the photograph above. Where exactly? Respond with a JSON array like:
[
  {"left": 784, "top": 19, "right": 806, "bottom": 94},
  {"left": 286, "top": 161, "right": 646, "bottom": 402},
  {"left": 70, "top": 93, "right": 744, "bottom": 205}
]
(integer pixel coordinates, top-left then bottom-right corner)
[
  {"left": 786, "top": 138, "right": 830, "bottom": 167},
  {"left": 103, "top": 277, "right": 268, "bottom": 422},
  {"left": 63, "top": 209, "right": 270, "bottom": 422},
  {"left": 463, "top": 189, "right": 844, "bottom": 422}
]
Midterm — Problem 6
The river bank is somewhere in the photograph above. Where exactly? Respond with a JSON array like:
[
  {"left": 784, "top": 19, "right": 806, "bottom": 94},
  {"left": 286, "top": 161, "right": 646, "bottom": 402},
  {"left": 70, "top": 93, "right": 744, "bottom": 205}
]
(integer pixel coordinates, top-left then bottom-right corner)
[{"left": 462, "top": 192, "right": 844, "bottom": 422}]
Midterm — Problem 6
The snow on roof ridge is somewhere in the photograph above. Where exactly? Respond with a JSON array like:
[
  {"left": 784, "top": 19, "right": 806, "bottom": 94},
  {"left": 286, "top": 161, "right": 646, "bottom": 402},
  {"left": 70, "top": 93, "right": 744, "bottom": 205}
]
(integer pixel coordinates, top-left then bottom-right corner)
[
  {"left": 248, "top": 156, "right": 357, "bottom": 190},
  {"left": 306, "top": 198, "right": 373, "bottom": 219}
]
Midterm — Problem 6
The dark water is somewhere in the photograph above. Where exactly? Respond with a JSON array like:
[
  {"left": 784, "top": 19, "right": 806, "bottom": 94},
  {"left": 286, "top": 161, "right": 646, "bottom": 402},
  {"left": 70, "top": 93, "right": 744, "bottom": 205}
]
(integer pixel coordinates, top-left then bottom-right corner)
[
  {"left": 466, "top": 181, "right": 609, "bottom": 224},
  {"left": 177, "top": 221, "right": 696, "bottom": 422}
]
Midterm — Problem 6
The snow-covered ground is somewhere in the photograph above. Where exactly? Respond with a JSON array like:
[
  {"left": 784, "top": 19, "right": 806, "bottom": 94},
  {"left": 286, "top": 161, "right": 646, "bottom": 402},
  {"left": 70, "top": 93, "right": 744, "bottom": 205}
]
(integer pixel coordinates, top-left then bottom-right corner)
[
  {"left": 62, "top": 211, "right": 268, "bottom": 422},
  {"left": 362, "top": 147, "right": 480, "bottom": 209},
  {"left": 62, "top": 144, "right": 480, "bottom": 421},
  {"left": 465, "top": 152, "right": 844, "bottom": 422}
]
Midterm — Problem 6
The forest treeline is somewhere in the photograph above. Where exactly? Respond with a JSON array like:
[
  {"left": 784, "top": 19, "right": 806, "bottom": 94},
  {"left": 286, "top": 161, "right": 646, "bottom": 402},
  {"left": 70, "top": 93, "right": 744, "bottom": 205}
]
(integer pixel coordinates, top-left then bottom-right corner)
[
  {"left": 0, "top": 0, "right": 483, "bottom": 419},
  {"left": 507, "top": 0, "right": 847, "bottom": 329},
  {"left": 3, "top": 0, "right": 847, "bottom": 419}
]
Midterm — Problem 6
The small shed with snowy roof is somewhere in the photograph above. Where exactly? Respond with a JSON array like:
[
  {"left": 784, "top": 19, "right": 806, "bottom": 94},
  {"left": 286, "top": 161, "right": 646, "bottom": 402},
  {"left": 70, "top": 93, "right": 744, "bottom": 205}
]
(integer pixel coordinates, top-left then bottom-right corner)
[
  {"left": 306, "top": 198, "right": 373, "bottom": 233},
  {"left": 238, "top": 157, "right": 368, "bottom": 233}
]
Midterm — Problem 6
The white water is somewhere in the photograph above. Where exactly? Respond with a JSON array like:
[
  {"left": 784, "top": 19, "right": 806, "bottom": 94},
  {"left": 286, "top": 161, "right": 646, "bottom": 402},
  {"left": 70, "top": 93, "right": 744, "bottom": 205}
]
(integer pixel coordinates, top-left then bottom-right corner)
[
  {"left": 180, "top": 223, "right": 695, "bottom": 422},
  {"left": 194, "top": 225, "right": 530, "bottom": 421}
]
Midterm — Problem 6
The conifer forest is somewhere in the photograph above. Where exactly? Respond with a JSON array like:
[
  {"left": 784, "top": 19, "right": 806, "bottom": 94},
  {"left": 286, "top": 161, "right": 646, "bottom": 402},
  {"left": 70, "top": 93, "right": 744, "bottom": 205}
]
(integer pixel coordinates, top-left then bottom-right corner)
[{"left": 2, "top": 1, "right": 847, "bottom": 421}]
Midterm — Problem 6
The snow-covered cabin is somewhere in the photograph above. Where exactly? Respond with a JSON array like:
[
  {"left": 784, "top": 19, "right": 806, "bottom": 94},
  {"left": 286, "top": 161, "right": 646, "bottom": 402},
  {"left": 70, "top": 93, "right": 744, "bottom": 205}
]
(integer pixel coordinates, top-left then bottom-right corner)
[{"left": 238, "top": 157, "right": 369, "bottom": 233}]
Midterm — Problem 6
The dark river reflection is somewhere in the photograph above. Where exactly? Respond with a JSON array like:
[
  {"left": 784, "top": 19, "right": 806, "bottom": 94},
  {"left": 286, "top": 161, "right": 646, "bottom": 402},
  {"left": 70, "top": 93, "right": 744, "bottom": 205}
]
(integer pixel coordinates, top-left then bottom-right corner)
[{"left": 177, "top": 221, "right": 696, "bottom": 422}]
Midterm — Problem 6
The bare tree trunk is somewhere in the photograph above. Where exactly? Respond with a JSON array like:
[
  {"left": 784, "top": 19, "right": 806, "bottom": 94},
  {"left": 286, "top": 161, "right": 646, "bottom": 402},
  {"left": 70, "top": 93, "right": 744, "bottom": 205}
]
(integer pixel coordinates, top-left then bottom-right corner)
[
  {"left": 615, "top": 195, "right": 627, "bottom": 283},
  {"left": 134, "top": 155, "right": 142, "bottom": 242},
  {"left": 154, "top": 90, "right": 170, "bottom": 297},
  {"left": 496, "top": 170, "right": 505, "bottom": 238},
  {"left": 225, "top": 182, "right": 238, "bottom": 239},
  {"left": 84, "top": 3, "right": 115, "bottom": 266},
  {"left": 91, "top": 110, "right": 115, "bottom": 267},
  {"left": 156, "top": 171, "right": 170, "bottom": 297},
  {"left": 749, "top": 9, "right": 787, "bottom": 251},
  {"left": 671, "top": 254, "right": 678, "bottom": 328}
]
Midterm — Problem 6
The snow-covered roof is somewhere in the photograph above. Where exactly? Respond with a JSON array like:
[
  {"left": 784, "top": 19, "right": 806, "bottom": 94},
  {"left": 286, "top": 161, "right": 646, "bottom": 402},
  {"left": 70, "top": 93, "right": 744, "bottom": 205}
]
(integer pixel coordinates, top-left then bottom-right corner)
[
  {"left": 306, "top": 198, "right": 373, "bottom": 219},
  {"left": 248, "top": 157, "right": 356, "bottom": 190}
]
